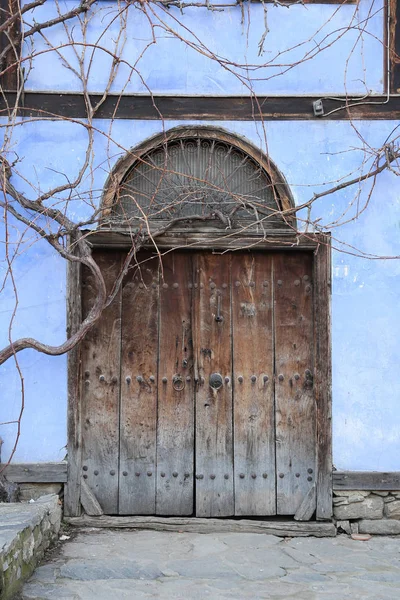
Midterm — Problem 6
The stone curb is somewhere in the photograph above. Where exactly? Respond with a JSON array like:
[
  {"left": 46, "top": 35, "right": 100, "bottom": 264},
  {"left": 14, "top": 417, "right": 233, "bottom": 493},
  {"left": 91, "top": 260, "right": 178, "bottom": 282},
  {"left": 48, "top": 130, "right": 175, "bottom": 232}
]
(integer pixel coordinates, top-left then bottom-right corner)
[{"left": 0, "top": 494, "right": 61, "bottom": 600}]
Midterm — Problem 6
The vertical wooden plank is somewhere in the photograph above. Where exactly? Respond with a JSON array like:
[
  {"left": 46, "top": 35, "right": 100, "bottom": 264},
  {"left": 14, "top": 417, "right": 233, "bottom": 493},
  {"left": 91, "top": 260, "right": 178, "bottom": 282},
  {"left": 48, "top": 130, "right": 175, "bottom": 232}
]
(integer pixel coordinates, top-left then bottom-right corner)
[
  {"left": 119, "top": 253, "right": 159, "bottom": 514},
  {"left": 274, "top": 251, "right": 315, "bottom": 515},
  {"left": 0, "top": 0, "right": 20, "bottom": 90},
  {"left": 80, "top": 251, "right": 122, "bottom": 515},
  {"left": 195, "top": 253, "right": 234, "bottom": 517},
  {"left": 156, "top": 252, "right": 194, "bottom": 516},
  {"left": 64, "top": 256, "right": 82, "bottom": 517},
  {"left": 314, "top": 236, "right": 333, "bottom": 520},
  {"left": 231, "top": 253, "right": 276, "bottom": 516}
]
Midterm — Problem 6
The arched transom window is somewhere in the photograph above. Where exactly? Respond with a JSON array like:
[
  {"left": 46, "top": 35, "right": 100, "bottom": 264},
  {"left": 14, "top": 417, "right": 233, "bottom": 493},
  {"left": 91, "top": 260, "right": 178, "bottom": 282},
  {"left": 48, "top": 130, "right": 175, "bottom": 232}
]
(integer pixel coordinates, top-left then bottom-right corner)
[{"left": 105, "top": 128, "right": 295, "bottom": 231}]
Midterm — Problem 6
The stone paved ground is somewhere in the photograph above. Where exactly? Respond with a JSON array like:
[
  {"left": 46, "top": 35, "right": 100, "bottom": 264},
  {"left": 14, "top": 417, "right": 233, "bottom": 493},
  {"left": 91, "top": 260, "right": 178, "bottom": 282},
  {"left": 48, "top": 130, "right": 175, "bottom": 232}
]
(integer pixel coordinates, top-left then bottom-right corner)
[{"left": 20, "top": 529, "right": 400, "bottom": 599}]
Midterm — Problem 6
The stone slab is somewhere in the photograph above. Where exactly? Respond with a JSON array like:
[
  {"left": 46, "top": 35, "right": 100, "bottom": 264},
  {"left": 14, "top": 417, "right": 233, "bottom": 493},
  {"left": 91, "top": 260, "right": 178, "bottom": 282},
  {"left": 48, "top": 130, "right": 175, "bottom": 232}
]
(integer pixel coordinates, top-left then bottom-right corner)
[
  {"left": 20, "top": 529, "right": 400, "bottom": 600},
  {"left": 0, "top": 495, "right": 61, "bottom": 600},
  {"left": 359, "top": 519, "right": 400, "bottom": 535}
]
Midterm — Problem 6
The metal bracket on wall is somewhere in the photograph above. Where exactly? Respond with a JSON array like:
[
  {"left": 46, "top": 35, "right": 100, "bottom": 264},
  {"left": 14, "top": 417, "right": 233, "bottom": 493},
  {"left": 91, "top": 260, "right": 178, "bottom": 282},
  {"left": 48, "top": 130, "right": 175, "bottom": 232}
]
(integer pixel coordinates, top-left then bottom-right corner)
[{"left": 313, "top": 99, "right": 324, "bottom": 117}]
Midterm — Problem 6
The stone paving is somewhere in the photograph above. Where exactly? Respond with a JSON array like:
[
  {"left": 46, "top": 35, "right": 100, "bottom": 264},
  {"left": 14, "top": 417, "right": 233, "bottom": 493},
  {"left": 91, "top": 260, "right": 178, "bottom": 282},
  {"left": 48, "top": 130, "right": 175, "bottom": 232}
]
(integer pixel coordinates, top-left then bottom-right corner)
[{"left": 21, "top": 529, "right": 400, "bottom": 599}]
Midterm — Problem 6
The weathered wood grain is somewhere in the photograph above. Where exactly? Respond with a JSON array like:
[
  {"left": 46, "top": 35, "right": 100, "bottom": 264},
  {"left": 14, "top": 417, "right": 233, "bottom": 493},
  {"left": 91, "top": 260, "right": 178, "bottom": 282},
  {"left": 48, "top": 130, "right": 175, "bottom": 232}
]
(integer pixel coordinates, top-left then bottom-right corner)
[
  {"left": 1, "top": 462, "right": 67, "bottom": 483},
  {"left": 333, "top": 471, "right": 400, "bottom": 491},
  {"left": 274, "top": 252, "right": 315, "bottom": 515},
  {"left": 195, "top": 253, "right": 234, "bottom": 517},
  {"left": 119, "top": 253, "right": 159, "bottom": 514},
  {"left": 64, "top": 256, "right": 82, "bottom": 517},
  {"left": 80, "top": 251, "right": 122, "bottom": 514},
  {"left": 80, "top": 478, "right": 104, "bottom": 516},
  {"left": 294, "top": 483, "right": 316, "bottom": 521},
  {"left": 156, "top": 253, "right": 194, "bottom": 516},
  {"left": 65, "top": 515, "right": 336, "bottom": 537},
  {"left": 314, "top": 237, "right": 333, "bottom": 520},
  {"left": 231, "top": 253, "right": 276, "bottom": 516}
]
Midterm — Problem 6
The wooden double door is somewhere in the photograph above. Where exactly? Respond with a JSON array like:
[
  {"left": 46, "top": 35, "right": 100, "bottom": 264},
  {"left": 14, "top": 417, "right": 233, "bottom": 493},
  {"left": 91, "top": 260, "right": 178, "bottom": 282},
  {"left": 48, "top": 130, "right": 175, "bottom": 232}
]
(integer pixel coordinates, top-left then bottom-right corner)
[{"left": 81, "top": 249, "right": 316, "bottom": 518}]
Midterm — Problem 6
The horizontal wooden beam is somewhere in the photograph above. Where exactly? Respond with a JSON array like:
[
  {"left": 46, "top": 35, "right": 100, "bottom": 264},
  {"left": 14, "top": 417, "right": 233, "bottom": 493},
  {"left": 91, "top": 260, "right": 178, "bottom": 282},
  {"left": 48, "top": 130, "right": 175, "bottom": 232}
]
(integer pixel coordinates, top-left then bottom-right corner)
[
  {"left": 0, "top": 92, "right": 399, "bottom": 121},
  {"left": 65, "top": 515, "right": 336, "bottom": 536},
  {"left": 333, "top": 471, "right": 400, "bottom": 491},
  {"left": 1, "top": 461, "right": 67, "bottom": 483},
  {"left": 86, "top": 229, "right": 326, "bottom": 251}
]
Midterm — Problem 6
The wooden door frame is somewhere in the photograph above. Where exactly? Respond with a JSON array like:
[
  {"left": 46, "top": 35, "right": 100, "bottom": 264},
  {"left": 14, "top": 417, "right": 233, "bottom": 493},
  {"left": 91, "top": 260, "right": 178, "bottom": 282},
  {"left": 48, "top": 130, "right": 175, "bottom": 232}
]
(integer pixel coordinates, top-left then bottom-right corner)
[{"left": 64, "top": 230, "right": 332, "bottom": 520}]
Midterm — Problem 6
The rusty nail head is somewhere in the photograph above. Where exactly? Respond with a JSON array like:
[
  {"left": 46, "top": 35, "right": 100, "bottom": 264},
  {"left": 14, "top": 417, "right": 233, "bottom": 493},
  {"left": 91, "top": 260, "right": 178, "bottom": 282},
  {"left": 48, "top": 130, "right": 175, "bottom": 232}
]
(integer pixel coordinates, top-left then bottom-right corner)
[
  {"left": 173, "top": 472, "right": 178, "bottom": 477},
  {"left": 135, "top": 472, "right": 140, "bottom": 477},
  {"left": 225, "top": 376, "right": 230, "bottom": 384},
  {"left": 161, "top": 472, "right": 165, "bottom": 477},
  {"left": 210, "top": 474, "right": 216, "bottom": 479},
  {"left": 303, "top": 275, "right": 309, "bottom": 281},
  {"left": 251, "top": 473, "right": 257, "bottom": 479},
  {"left": 99, "top": 375, "right": 105, "bottom": 382},
  {"left": 162, "top": 377, "right": 167, "bottom": 383},
  {"left": 136, "top": 375, "right": 143, "bottom": 383},
  {"left": 296, "top": 473, "right": 300, "bottom": 477},
  {"left": 224, "top": 474, "right": 229, "bottom": 479},
  {"left": 123, "top": 471, "right": 128, "bottom": 476},
  {"left": 85, "top": 370, "right": 90, "bottom": 377},
  {"left": 94, "top": 470, "right": 99, "bottom": 476},
  {"left": 307, "top": 476, "right": 313, "bottom": 481},
  {"left": 251, "top": 375, "right": 257, "bottom": 383},
  {"left": 263, "top": 375, "right": 269, "bottom": 383},
  {"left": 150, "top": 375, "right": 155, "bottom": 383},
  {"left": 186, "top": 376, "right": 191, "bottom": 382},
  {"left": 239, "top": 473, "right": 245, "bottom": 479},
  {"left": 278, "top": 374, "right": 284, "bottom": 381},
  {"left": 110, "top": 470, "right": 116, "bottom": 476},
  {"left": 294, "top": 373, "right": 300, "bottom": 380},
  {"left": 235, "top": 281, "right": 240, "bottom": 287},
  {"left": 85, "top": 380, "right": 90, "bottom": 386},
  {"left": 210, "top": 282, "right": 216, "bottom": 288},
  {"left": 83, "top": 474, "right": 88, "bottom": 479},
  {"left": 147, "top": 471, "right": 152, "bottom": 477},
  {"left": 294, "top": 279, "right": 300, "bottom": 286},
  {"left": 162, "top": 283, "right": 168, "bottom": 289},
  {"left": 238, "top": 376, "right": 243, "bottom": 383},
  {"left": 308, "top": 468, "right": 313, "bottom": 474},
  {"left": 279, "top": 473, "right": 284, "bottom": 478},
  {"left": 277, "top": 280, "right": 283, "bottom": 286},
  {"left": 112, "top": 376, "right": 118, "bottom": 383},
  {"left": 262, "top": 281, "right": 269, "bottom": 287},
  {"left": 83, "top": 465, "right": 88, "bottom": 471},
  {"left": 126, "top": 376, "right": 131, "bottom": 384},
  {"left": 262, "top": 473, "right": 268, "bottom": 479}
]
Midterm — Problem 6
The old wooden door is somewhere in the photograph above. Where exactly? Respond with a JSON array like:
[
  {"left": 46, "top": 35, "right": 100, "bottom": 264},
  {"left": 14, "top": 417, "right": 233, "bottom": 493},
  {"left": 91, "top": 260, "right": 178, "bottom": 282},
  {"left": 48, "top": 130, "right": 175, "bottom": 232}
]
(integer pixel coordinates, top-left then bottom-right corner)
[{"left": 80, "top": 249, "right": 315, "bottom": 517}]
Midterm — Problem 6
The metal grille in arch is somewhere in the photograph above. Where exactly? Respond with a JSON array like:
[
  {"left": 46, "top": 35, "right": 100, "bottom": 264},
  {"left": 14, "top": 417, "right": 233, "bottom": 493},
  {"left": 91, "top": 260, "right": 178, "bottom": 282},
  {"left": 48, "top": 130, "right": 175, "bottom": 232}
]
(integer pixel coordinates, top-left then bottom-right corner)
[{"left": 114, "top": 136, "right": 285, "bottom": 227}]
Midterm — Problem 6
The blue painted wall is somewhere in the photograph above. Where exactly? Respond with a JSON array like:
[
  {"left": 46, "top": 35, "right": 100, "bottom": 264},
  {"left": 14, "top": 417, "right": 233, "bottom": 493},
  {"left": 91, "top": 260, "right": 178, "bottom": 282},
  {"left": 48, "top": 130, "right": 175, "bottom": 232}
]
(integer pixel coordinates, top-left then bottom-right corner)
[
  {"left": 1, "top": 1, "right": 399, "bottom": 470},
  {"left": 22, "top": 0, "right": 384, "bottom": 94},
  {"left": 1, "top": 118, "right": 400, "bottom": 469}
]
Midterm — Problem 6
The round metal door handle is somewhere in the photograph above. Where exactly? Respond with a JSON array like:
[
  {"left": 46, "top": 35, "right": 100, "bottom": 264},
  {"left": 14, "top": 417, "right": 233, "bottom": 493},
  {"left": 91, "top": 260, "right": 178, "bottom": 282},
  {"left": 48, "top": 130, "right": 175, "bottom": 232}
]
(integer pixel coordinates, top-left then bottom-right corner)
[
  {"left": 172, "top": 375, "right": 185, "bottom": 391},
  {"left": 209, "top": 373, "right": 223, "bottom": 390}
]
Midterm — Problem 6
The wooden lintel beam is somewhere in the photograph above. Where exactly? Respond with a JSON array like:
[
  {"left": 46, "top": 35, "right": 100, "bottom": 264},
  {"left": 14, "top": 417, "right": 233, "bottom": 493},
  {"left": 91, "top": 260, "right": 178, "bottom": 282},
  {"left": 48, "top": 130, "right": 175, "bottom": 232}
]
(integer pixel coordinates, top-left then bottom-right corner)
[
  {"left": 1, "top": 461, "right": 68, "bottom": 483},
  {"left": 0, "top": 92, "right": 400, "bottom": 121},
  {"left": 333, "top": 471, "right": 400, "bottom": 491}
]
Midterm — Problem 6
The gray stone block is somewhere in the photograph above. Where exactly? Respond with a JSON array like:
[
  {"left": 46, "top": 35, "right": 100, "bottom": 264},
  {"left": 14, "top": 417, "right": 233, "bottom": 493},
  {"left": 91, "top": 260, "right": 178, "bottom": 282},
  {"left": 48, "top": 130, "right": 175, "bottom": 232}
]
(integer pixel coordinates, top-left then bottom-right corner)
[
  {"left": 384, "top": 500, "right": 400, "bottom": 519},
  {"left": 359, "top": 519, "right": 400, "bottom": 534},
  {"left": 333, "top": 496, "right": 384, "bottom": 520}
]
